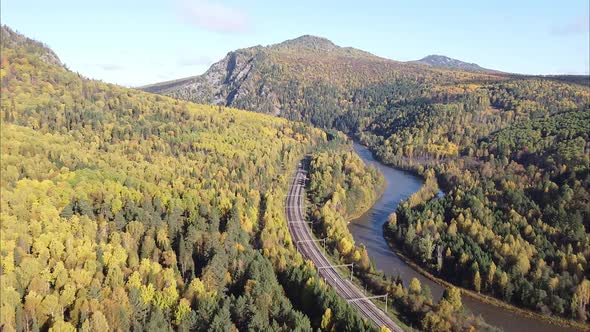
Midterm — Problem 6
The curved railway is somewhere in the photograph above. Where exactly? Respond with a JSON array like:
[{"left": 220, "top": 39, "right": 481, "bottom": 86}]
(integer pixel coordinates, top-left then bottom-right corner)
[{"left": 285, "top": 164, "right": 404, "bottom": 332}]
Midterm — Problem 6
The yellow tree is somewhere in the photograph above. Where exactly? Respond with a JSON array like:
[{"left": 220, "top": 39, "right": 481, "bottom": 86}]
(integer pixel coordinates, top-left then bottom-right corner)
[
  {"left": 571, "top": 279, "right": 590, "bottom": 321},
  {"left": 320, "top": 308, "right": 332, "bottom": 331}
]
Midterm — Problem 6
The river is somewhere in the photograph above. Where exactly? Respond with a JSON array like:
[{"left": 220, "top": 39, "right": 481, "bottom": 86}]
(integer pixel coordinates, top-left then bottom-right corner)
[{"left": 349, "top": 142, "right": 578, "bottom": 332}]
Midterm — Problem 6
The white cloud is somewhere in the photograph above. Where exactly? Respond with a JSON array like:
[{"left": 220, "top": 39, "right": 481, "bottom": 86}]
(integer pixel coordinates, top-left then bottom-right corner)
[
  {"left": 552, "top": 15, "right": 589, "bottom": 35},
  {"left": 177, "top": 0, "right": 251, "bottom": 34},
  {"left": 99, "top": 63, "right": 124, "bottom": 71},
  {"left": 177, "top": 55, "right": 213, "bottom": 67}
]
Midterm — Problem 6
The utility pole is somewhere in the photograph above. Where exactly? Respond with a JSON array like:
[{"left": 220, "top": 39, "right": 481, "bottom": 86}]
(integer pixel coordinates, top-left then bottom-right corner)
[
  {"left": 296, "top": 238, "right": 326, "bottom": 252},
  {"left": 318, "top": 263, "right": 354, "bottom": 281}
]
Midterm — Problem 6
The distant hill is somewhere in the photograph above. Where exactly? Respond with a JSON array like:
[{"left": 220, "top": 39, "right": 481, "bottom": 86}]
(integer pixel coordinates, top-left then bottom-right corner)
[
  {"left": 411, "top": 54, "right": 495, "bottom": 72},
  {"left": 140, "top": 35, "right": 506, "bottom": 125},
  {"left": 541, "top": 74, "right": 590, "bottom": 87}
]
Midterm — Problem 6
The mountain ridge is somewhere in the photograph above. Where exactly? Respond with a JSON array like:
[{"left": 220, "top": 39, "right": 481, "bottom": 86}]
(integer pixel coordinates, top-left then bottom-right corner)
[
  {"left": 140, "top": 35, "right": 388, "bottom": 92},
  {"left": 140, "top": 35, "right": 508, "bottom": 119}
]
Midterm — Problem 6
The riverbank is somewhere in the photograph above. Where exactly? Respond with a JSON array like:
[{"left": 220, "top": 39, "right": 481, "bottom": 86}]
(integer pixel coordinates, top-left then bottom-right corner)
[
  {"left": 375, "top": 161, "right": 589, "bottom": 330},
  {"left": 349, "top": 141, "right": 586, "bottom": 332},
  {"left": 382, "top": 232, "right": 589, "bottom": 331}
]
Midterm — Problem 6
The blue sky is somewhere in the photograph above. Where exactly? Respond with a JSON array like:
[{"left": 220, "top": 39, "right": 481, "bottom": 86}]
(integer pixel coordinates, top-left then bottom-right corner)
[{"left": 2, "top": 0, "right": 589, "bottom": 87}]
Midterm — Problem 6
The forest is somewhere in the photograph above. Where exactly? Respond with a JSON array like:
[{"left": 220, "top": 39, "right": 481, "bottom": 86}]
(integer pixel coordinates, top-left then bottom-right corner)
[
  {"left": 356, "top": 77, "right": 590, "bottom": 323},
  {"left": 214, "top": 37, "right": 590, "bottom": 324},
  {"left": 388, "top": 108, "right": 590, "bottom": 322},
  {"left": 0, "top": 26, "right": 386, "bottom": 332},
  {"left": 148, "top": 32, "right": 590, "bottom": 325}
]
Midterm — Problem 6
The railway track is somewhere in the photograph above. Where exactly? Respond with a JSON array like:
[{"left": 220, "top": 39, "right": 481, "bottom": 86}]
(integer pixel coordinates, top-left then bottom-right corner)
[{"left": 285, "top": 164, "right": 404, "bottom": 332}]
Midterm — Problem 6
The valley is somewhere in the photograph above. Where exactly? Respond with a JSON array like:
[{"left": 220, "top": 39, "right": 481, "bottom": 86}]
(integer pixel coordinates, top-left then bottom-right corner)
[
  {"left": 144, "top": 33, "right": 590, "bottom": 331},
  {"left": 1, "top": 5, "right": 589, "bottom": 330}
]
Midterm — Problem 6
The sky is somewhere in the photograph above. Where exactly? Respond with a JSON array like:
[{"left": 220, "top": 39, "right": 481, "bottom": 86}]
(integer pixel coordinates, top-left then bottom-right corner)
[{"left": 2, "top": 0, "right": 589, "bottom": 87}]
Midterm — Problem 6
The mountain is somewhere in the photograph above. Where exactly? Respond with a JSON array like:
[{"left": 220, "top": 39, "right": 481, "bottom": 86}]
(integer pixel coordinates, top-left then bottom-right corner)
[
  {"left": 411, "top": 54, "right": 493, "bottom": 72},
  {"left": 140, "top": 34, "right": 399, "bottom": 106},
  {"left": 140, "top": 35, "right": 507, "bottom": 125}
]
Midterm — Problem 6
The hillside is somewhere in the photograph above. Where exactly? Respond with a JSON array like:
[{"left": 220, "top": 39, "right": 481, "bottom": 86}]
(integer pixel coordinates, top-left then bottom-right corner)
[
  {"left": 0, "top": 26, "right": 389, "bottom": 332},
  {"left": 0, "top": 26, "right": 62, "bottom": 66}
]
